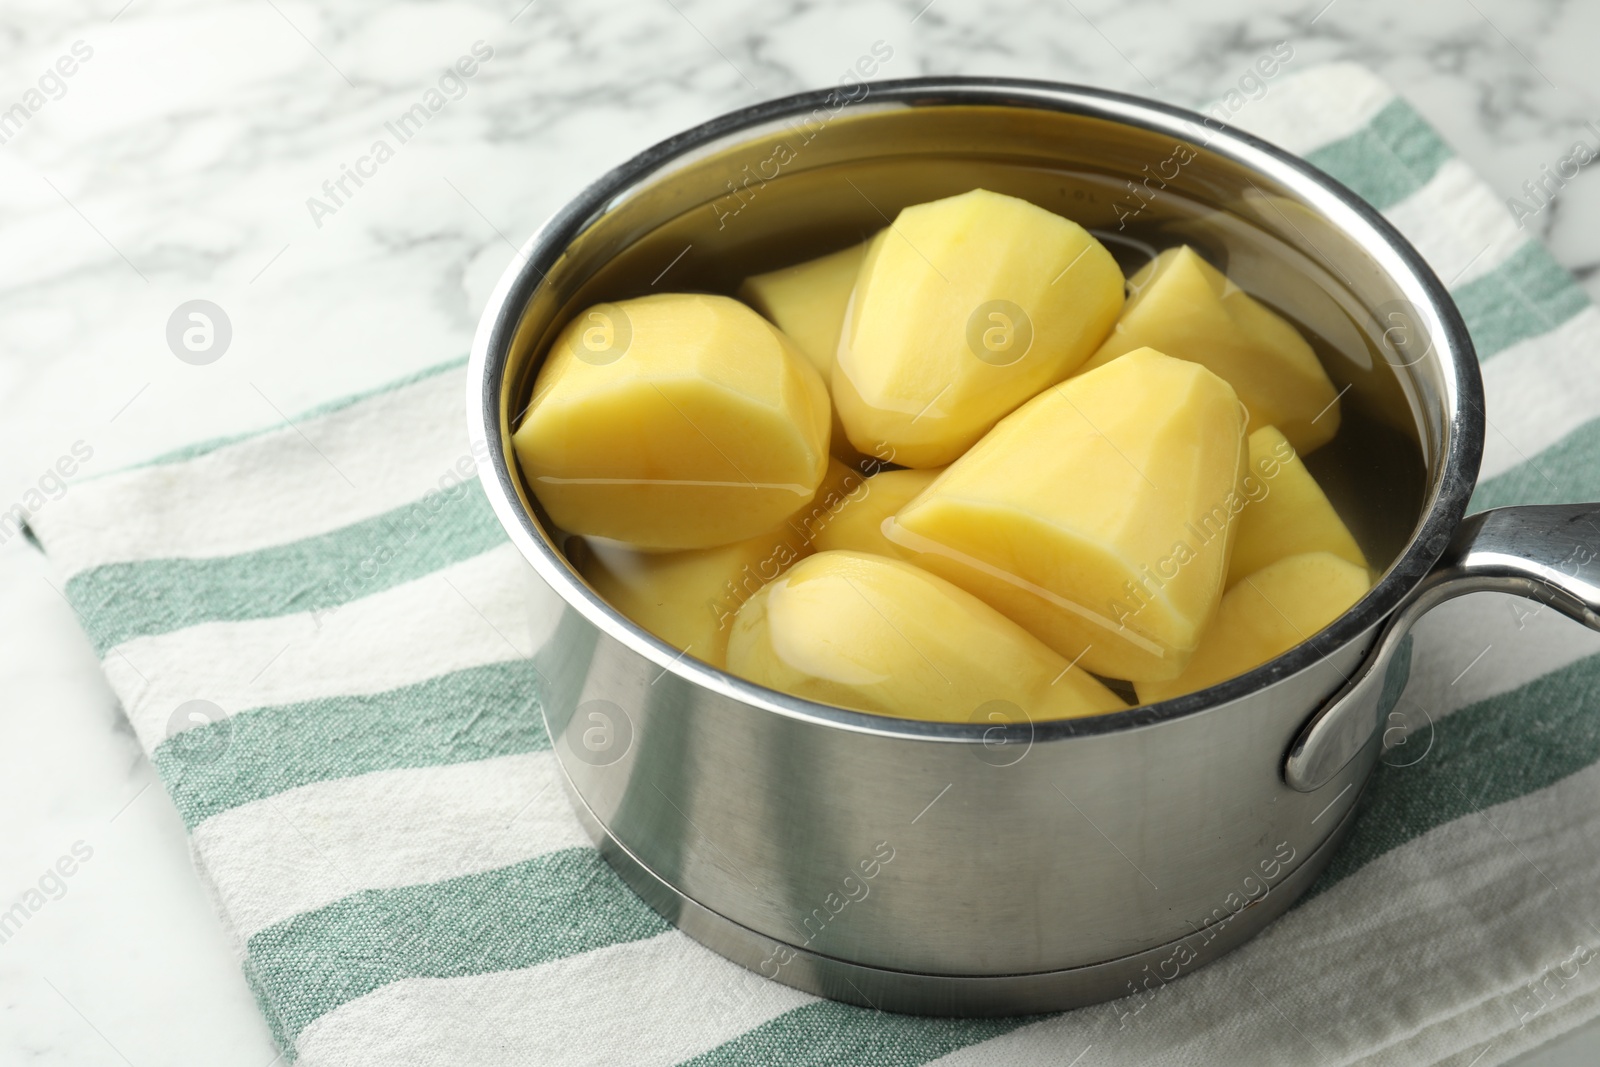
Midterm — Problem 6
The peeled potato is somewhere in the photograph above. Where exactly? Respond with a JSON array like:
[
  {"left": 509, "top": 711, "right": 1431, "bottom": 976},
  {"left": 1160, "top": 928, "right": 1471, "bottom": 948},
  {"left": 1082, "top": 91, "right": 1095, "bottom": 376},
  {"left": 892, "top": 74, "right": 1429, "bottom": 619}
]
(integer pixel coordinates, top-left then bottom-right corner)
[
  {"left": 515, "top": 293, "right": 831, "bottom": 549},
  {"left": 1137, "top": 552, "right": 1371, "bottom": 704},
  {"left": 833, "top": 188, "right": 1124, "bottom": 468},
  {"left": 1230, "top": 425, "right": 1368, "bottom": 586},
  {"left": 570, "top": 460, "right": 866, "bottom": 667},
  {"left": 571, "top": 534, "right": 806, "bottom": 669},
  {"left": 726, "top": 550, "right": 1125, "bottom": 721},
  {"left": 738, "top": 238, "right": 873, "bottom": 378},
  {"left": 777, "top": 457, "right": 870, "bottom": 549},
  {"left": 739, "top": 237, "right": 882, "bottom": 464},
  {"left": 1076, "top": 246, "right": 1340, "bottom": 453},
  {"left": 890, "top": 348, "right": 1246, "bottom": 682},
  {"left": 811, "top": 466, "right": 942, "bottom": 560}
]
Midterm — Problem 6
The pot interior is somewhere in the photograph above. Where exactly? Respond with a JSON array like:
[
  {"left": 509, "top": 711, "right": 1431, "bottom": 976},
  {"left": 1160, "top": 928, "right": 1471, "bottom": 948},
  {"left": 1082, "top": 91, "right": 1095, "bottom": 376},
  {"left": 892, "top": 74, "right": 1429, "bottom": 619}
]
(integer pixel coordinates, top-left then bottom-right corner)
[{"left": 494, "top": 85, "right": 1468, "bottom": 688}]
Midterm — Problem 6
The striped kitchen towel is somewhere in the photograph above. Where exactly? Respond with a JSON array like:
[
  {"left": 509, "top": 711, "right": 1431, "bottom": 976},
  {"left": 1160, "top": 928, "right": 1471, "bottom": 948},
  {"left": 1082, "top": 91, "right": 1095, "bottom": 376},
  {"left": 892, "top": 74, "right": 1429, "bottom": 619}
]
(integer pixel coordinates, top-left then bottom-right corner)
[{"left": 26, "top": 63, "right": 1600, "bottom": 1066}]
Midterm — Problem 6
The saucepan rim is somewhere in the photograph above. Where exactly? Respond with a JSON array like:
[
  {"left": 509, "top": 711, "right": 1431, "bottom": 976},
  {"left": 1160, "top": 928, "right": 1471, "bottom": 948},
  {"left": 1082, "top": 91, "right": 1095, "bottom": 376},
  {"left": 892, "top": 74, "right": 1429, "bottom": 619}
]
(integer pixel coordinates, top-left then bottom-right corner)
[{"left": 467, "top": 74, "right": 1483, "bottom": 745}]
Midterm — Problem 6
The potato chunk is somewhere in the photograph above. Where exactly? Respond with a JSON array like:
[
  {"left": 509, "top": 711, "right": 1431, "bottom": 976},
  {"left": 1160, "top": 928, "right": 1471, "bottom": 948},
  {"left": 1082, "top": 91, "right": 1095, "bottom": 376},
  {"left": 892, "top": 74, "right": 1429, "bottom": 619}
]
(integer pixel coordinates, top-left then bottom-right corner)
[
  {"left": 739, "top": 237, "right": 880, "bottom": 464},
  {"left": 1076, "top": 246, "right": 1340, "bottom": 453},
  {"left": 572, "top": 534, "right": 804, "bottom": 670},
  {"left": 833, "top": 188, "right": 1123, "bottom": 467},
  {"left": 1137, "top": 552, "right": 1371, "bottom": 704},
  {"left": 570, "top": 461, "right": 865, "bottom": 667},
  {"left": 738, "top": 239, "right": 872, "bottom": 379},
  {"left": 890, "top": 348, "right": 1246, "bottom": 682},
  {"left": 1230, "top": 425, "right": 1368, "bottom": 587},
  {"left": 811, "top": 467, "right": 942, "bottom": 560},
  {"left": 726, "top": 550, "right": 1124, "bottom": 721},
  {"left": 515, "top": 293, "right": 831, "bottom": 549}
]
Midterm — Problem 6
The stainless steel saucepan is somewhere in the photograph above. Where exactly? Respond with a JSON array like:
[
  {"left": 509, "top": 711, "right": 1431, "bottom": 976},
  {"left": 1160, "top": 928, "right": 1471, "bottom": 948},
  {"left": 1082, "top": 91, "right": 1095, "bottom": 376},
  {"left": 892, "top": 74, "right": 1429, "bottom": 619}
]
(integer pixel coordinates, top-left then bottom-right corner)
[{"left": 466, "top": 77, "right": 1600, "bottom": 1015}]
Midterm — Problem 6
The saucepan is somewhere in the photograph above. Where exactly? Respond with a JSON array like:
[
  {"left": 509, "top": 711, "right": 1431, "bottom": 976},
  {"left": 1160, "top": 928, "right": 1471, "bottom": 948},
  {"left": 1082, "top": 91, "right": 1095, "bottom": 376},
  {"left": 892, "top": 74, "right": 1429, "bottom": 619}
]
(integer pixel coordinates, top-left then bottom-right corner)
[{"left": 465, "top": 77, "right": 1600, "bottom": 1015}]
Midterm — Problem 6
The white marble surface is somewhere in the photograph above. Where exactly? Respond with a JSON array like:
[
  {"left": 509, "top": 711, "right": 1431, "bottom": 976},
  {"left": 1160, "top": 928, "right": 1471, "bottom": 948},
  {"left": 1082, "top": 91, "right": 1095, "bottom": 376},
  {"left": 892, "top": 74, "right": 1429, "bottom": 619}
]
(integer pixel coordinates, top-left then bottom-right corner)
[{"left": 2, "top": 0, "right": 1599, "bottom": 1062}]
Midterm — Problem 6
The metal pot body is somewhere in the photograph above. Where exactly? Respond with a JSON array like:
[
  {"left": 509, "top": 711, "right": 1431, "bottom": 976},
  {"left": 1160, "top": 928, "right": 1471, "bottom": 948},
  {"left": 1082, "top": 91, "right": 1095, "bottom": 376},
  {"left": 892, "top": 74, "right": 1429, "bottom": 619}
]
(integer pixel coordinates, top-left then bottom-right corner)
[
  {"left": 526, "top": 576, "right": 1378, "bottom": 1013},
  {"left": 470, "top": 79, "right": 1482, "bottom": 1014}
]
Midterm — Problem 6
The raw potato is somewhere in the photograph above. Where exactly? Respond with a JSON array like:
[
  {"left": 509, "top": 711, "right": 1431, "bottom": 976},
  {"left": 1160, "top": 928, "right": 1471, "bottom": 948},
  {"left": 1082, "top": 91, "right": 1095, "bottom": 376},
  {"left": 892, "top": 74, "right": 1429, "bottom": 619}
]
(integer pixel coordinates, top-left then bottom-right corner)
[
  {"left": 522, "top": 193, "right": 1364, "bottom": 720},
  {"left": 515, "top": 293, "right": 831, "bottom": 549},
  {"left": 570, "top": 461, "right": 866, "bottom": 668},
  {"left": 572, "top": 535, "right": 804, "bottom": 669},
  {"left": 1076, "top": 246, "right": 1341, "bottom": 454},
  {"left": 779, "top": 458, "right": 872, "bottom": 550},
  {"left": 739, "top": 236, "right": 881, "bottom": 464},
  {"left": 726, "top": 550, "right": 1125, "bottom": 721},
  {"left": 738, "top": 239, "right": 873, "bottom": 379},
  {"left": 833, "top": 189, "right": 1124, "bottom": 467},
  {"left": 812, "top": 467, "right": 942, "bottom": 560},
  {"left": 1137, "top": 552, "right": 1371, "bottom": 704},
  {"left": 890, "top": 348, "right": 1246, "bottom": 683},
  {"left": 1229, "top": 425, "right": 1368, "bottom": 586}
]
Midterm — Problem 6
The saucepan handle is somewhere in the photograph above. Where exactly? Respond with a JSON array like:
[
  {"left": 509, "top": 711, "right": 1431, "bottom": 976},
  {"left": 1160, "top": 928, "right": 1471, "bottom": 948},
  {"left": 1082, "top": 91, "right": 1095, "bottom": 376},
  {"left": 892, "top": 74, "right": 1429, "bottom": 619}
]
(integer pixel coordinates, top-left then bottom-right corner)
[{"left": 1284, "top": 503, "right": 1600, "bottom": 792}]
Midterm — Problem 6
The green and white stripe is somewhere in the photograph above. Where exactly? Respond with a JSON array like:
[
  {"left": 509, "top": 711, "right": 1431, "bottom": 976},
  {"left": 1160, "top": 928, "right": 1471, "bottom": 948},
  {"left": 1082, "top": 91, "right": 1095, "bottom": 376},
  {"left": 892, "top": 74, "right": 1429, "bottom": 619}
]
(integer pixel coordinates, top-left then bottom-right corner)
[
  {"left": 113, "top": 545, "right": 541, "bottom": 753},
  {"left": 192, "top": 751, "right": 583, "bottom": 939},
  {"left": 27, "top": 63, "right": 1600, "bottom": 1065},
  {"left": 292, "top": 934, "right": 817, "bottom": 1066}
]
